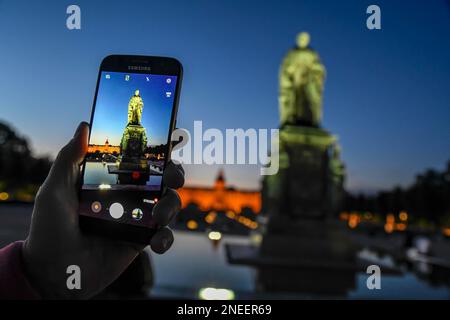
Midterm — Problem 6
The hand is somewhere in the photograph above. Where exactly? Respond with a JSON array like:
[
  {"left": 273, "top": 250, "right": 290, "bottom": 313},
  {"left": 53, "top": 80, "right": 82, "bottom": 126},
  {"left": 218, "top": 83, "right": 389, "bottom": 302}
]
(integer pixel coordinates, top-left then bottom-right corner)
[{"left": 22, "top": 122, "right": 184, "bottom": 299}]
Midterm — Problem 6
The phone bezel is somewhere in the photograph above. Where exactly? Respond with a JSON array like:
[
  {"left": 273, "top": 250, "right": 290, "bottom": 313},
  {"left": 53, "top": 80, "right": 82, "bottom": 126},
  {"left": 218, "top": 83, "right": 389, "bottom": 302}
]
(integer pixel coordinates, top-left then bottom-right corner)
[{"left": 78, "top": 55, "right": 183, "bottom": 244}]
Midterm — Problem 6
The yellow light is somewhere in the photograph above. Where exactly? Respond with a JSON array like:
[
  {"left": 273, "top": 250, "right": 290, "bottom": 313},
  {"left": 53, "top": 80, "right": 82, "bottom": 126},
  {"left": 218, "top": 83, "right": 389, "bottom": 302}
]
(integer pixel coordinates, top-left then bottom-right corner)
[
  {"left": 99, "top": 184, "right": 111, "bottom": 190},
  {"left": 226, "top": 210, "right": 236, "bottom": 219},
  {"left": 249, "top": 222, "right": 258, "bottom": 229},
  {"left": 187, "top": 220, "right": 198, "bottom": 230},
  {"left": 208, "top": 231, "right": 222, "bottom": 241},
  {"left": 443, "top": 228, "right": 450, "bottom": 237},
  {"left": 0, "top": 192, "right": 9, "bottom": 201},
  {"left": 205, "top": 211, "right": 217, "bottom": 224},
  {"left": 399, "top": 211, "right": 408, "bottom": 221},
  {"left": 199, "top": 287, "right": 235, "bottom": 300}
]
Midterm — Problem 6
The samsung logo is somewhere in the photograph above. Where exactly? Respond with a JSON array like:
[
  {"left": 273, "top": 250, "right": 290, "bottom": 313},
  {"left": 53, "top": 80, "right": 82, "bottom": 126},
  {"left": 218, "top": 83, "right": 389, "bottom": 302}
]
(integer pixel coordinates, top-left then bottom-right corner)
[{"left": 128, "top": 65, "right": 151, "bottom": 71}]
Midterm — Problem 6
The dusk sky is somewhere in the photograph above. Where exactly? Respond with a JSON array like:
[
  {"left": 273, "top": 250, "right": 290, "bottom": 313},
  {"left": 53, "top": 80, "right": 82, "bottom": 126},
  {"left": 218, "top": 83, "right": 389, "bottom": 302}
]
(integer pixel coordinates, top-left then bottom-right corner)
[{"left": 0, "top": 0, "right": 449, "bottom": 193}]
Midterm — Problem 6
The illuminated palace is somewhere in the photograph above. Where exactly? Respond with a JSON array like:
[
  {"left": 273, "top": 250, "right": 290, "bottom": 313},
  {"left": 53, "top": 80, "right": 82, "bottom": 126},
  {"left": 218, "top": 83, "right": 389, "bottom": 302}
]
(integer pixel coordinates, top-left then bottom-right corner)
[
  {"left": 178, "top": 170, "right": 261, "bottom": 214},
  {"left": 87, "top": 138, "right": 120, "bottom": 154}
]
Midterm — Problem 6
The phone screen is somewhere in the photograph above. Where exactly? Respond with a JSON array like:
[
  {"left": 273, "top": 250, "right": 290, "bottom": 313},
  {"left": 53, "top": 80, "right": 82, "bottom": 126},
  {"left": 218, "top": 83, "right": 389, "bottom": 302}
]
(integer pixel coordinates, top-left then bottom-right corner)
[{"left": 79, "top": 71, "right": 178, "bottom": 228}]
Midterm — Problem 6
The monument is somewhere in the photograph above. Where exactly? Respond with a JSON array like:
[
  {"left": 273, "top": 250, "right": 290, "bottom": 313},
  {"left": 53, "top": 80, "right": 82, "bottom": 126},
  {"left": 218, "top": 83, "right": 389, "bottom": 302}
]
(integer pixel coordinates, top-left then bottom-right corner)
[
  {"left": 227, "top": 33, "right": 358, "bottom": 296},
  {"left": 263, "top": 31, "right": 345, "bottom": 219},
  {"left": 108, "top": 90, "right": 150, "bottom": 185}
]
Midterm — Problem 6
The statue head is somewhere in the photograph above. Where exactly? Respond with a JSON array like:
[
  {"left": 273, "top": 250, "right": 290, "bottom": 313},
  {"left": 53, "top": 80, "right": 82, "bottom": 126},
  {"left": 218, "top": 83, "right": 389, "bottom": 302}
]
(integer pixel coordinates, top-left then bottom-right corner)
[
  {"left": 135, "top": 89, "right": 140, "bottom": 96},
  {"left": 296, "top": 32, "right": 310, "bottom": 49}
]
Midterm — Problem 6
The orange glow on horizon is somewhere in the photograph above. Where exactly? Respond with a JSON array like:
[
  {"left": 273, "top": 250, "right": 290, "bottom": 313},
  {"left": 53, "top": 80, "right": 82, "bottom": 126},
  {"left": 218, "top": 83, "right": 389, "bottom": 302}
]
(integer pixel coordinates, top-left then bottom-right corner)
[{"left": 178, "top": 170, "right": 261, "bottom": 214}]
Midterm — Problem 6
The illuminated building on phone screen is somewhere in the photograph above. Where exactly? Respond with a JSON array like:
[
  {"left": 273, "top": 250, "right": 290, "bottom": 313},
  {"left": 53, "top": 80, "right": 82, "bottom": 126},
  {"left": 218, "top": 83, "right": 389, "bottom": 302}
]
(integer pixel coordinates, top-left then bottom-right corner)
[{"left": 87, "top": 138, "right": 120, "bottom": 155}]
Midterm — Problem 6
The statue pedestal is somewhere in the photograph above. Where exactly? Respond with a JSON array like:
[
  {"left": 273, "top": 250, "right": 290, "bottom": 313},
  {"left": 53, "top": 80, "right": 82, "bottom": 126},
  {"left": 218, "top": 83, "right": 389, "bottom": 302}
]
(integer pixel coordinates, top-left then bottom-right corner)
[
  {"left": 110, "top": 124, "right": 150, "bottom": 185},
  {"left": 226, "top": 125, "right": 352, "bottom": 296},
  {"left": 262, "top": 125, "right": 344, "bottom": 220},
  {"left": 260, "top": 125, "right": 351, "bottom": 294}
]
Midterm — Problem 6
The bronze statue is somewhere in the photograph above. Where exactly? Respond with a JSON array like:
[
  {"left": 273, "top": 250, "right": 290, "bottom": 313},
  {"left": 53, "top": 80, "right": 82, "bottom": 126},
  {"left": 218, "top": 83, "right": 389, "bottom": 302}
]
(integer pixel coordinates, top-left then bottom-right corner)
[
  {"left": 279, "top": 32, "right": 326, "bottom": 127},
  {"left": 121, "top": 89, "right": 147, "bottom": 156},
  {"left": 127, "top": 89, "right": 144, "bottom": 125},
  {"left": 109, "top": 89, "right": 150, "bottom": 184}
]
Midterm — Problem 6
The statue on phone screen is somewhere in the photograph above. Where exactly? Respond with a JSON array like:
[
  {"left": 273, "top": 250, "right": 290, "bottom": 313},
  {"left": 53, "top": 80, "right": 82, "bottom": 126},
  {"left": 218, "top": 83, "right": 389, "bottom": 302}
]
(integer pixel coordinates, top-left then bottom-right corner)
[
  {"left": 279, "top": 32, "right": 326, "bottom": 127},
  {"left": 127, "top": 90, "right": 144, "bottom": 125},
  {"left": 111, "top": 89, "right": 149, "bottom": 185}
]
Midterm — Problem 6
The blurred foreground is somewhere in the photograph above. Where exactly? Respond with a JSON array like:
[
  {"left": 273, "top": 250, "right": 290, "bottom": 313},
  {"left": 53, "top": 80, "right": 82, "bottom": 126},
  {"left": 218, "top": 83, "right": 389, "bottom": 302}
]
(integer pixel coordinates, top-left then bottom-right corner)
[{"left": 1, "top": 203, "right": 449, "bottom": 299}]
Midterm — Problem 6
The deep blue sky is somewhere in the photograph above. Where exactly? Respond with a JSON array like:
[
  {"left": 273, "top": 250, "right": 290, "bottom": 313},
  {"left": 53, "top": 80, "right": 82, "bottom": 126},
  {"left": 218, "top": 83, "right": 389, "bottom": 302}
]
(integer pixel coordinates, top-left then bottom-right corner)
[
  {"left": 0, "top": 0, "right": 449, "bottom": 193},
  {"left": 91, "top": 71, "right": 176, "bottom": 146}
]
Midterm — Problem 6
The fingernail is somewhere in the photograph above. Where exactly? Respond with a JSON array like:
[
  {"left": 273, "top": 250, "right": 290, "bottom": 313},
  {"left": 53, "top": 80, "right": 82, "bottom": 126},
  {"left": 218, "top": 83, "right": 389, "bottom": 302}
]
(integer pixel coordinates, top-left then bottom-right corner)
[
  {"left": 74, "top": 122, "right": 89, "bottom": 138},
  {"left": 74, "top": 123, "right": 83, "bottom": 138}
]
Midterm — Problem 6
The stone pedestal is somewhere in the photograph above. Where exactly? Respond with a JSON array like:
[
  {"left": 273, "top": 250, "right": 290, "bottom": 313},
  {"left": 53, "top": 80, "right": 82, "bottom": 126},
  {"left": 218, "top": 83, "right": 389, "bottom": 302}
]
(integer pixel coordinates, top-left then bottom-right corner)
[
  {"left": 108, "top": 124, "right": 150, "bottom": 185},
  {"left": 262, "top": 125, "right": 345, "bottom": 220},
  {"left": 256, "top": 125, "right": 351, "bottom": 294},
  {"left": 227, "top": 125, "right": 353, "bottom": 296}
]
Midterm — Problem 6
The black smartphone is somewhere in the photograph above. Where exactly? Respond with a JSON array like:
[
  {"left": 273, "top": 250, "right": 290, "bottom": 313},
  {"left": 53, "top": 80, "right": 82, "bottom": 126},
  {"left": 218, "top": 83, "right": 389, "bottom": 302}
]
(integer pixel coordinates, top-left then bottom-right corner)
[{"left": 78, "top": 55, "right": 183, "bottom": 243}]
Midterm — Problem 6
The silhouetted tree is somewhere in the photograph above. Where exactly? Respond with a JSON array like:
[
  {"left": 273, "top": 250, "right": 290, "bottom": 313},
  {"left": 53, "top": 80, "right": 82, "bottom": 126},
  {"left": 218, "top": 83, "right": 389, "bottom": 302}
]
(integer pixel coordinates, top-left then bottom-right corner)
[{"left": 0, "top": 121, "right": 52, "bottom": 190}]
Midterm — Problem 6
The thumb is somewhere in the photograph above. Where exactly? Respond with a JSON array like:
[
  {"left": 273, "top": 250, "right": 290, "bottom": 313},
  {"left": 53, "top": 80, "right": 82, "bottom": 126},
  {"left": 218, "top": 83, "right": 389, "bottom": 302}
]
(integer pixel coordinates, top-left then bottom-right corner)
[{"left": 45, "top": 122, "right": 89, "bottom": 189}]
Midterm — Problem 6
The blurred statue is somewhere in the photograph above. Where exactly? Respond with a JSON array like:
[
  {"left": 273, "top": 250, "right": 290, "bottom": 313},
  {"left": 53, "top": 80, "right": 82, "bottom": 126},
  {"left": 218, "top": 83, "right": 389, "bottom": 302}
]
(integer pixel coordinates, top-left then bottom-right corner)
[
  {"left": 127, "top": 90, "right": 144, "bottom": 125},
  {"left": 279, "top": 32, "right": 326, "bottom": 127},
  {"left": 230, "top": 32, "right": 353, "bottom": 296},
  {"left": 262, "top": 31, "right": 344, "bottom": 220}
]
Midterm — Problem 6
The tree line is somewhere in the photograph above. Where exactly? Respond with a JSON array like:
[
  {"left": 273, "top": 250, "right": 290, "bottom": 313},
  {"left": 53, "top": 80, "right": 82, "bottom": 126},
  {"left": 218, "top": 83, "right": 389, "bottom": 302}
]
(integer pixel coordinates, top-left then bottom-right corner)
[
  {"left": 0, "top": 122, "right": 52, "bottom": 191},
  {"left": 344, "top": 162, "right": 450, "bottom": 225}
]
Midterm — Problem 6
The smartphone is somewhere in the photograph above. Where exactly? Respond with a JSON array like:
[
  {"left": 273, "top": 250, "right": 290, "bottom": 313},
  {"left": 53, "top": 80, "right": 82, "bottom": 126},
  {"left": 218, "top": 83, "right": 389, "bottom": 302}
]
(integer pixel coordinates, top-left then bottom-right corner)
[{"left": 78, "top": 55, "right": 183, "bottom": 243}]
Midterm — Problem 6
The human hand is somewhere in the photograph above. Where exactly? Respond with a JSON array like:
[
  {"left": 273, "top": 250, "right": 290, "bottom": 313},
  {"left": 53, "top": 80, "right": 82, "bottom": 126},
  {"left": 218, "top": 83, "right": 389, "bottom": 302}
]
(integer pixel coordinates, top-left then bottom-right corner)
[{"left": 22, "top": 122, "right": 184, "bottom": 299}]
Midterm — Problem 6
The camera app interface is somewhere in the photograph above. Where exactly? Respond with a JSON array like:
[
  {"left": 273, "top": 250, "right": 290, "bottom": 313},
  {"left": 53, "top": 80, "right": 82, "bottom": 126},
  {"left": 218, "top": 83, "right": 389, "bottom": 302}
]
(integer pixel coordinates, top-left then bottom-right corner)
[{"left": 79, "top": 71, "right": 177, "bottom": 227}]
